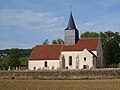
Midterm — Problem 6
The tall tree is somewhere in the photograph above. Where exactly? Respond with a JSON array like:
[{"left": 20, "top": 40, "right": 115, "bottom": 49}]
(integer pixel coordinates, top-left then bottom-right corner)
[
  {"left": 104, "top": 39, "right": 120, "bottom": 67},
  {"left": 8, "top": 48, "right": 21, "bottom": 69},
  {"left": 100, "top": 31, "right": 120, "bottom": 49}
]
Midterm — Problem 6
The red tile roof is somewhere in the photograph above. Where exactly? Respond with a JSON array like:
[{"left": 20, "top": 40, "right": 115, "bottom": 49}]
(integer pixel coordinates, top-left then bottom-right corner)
[
  {"left": 29, "top": 38, "right": 99, "bottom": 60},
  {"left": 29, "top": 45, "right": 63, "bottom": 60},
  {"left": 62, "top": 38, "right": 99, "bottom": 51}
]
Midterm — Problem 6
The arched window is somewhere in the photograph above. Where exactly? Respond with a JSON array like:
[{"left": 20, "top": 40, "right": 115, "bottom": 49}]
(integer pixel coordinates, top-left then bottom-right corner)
[
  {"left": 44, "top": 61, "right": 47, "bottom": 67},
  {"left": 84, "top": 57, "right": 86, "bottom": 61},
  {"left": 69, "top": 56, "right": 72, "bottom": 65}
]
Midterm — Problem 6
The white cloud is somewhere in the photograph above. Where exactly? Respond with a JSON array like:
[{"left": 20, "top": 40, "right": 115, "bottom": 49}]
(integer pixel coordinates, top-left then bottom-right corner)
[
  {"left": 0, "top": 9, "right": 66, "bottom": 49},
  {"left": 0, "top": 9, "right": 65, "bottom": 32},
  {"left": 0, "top": 9, "right": 120, "bottom": 49}
]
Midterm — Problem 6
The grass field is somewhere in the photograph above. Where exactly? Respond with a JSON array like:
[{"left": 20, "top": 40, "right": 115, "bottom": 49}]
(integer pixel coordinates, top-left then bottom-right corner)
[{"left": 0, "top": 79, "right": 120, "bottom": 90}]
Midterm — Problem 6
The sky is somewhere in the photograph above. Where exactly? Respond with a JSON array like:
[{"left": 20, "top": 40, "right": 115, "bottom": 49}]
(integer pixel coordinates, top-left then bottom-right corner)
[{"left": 0, "top": 0, "right": 120, "bottom": 49}]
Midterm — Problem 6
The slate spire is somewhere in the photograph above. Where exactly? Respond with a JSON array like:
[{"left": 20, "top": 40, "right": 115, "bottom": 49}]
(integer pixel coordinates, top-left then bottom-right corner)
[
  {"left": 64, "top": 10, "right": 79, "bottom": 45},
  {"left": 65, "top": 11, "right": 77, "bottom": 30}
]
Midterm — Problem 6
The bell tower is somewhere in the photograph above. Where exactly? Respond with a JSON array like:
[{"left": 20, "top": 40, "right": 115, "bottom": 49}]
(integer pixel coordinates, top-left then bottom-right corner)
[{"left": 64, "top": 11, "right": 79, "bottom": 45}]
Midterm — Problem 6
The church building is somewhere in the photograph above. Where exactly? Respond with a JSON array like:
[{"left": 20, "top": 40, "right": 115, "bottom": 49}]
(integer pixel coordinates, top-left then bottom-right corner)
[{"left": 28, "top": 11, "right": 103, "bottom": 70}]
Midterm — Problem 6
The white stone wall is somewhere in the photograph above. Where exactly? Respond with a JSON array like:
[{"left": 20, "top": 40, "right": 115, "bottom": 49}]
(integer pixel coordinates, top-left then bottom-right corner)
[
  {"left": 61, "top": 50, "right": 96, "bottom": 69},
  {"left": 79, "top": 49, "right": 95, "bottom": 69},
  {"left": 28, "top": 60, "right": 60, "bottom": 70},
  {"left": 61, "top": 51, "right": 81, "bottom": 69}
]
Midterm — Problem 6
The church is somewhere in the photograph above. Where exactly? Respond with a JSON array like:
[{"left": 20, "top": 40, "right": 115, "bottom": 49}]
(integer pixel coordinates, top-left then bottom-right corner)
[{"left": 28, "top": 11, "right": 103, "bottom": 70}]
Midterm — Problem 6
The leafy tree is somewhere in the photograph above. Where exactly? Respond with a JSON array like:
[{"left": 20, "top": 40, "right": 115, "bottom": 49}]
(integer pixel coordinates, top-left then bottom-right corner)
[
  {"left": 43, "top": 39, "right": 49, "bottom": 45},
  {"left": 104, "top": 39, "right": 120, "bottom": 67},
  {"left": 114, "top": 32, "right": 120, "bottom": 44},
  {"left": 19, "top": 57, "right": 28, "bottom": 67},
  {"left": 52, "top": 38, "right": 64, "bottom": 44},
  {"left": 0, "top": 48, "right": 32, "bottom": 70},
  {"left": 0, "top": 57, "right": 9, "bottom": 70},
  {"left": 99, "top": 32, "right": 107, "bottom": 50},
  {"left": 81, "top": 31, "right": 99, "bottom": 38},
  {"left": 8, "top": 48, "right": 21, "bottom": 69},
  {"left": 100, "top": 31, "right": 120, "bottom": 49}
]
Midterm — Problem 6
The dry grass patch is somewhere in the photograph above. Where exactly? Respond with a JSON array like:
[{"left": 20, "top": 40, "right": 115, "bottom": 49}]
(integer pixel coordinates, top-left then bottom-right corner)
[{"left": 0, "top": 79, "right": 120, "bottom": 90}]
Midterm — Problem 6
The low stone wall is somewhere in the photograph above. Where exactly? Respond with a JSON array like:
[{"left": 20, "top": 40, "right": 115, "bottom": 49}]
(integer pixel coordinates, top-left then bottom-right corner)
[{"left": 0, "top": 69, "right": 120, "bottom": 80}]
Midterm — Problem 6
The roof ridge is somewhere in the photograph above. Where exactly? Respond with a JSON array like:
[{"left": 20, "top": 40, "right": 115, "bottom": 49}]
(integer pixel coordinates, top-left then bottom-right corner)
[
  {"left": 36, "top": 44, "right": 64, "bottom": 46},
  {"left": 80, "top": 38, "right": 99, "bottom": 39},
  {"left": 87, "top": 49, "right": 97, "bottom": 57}
]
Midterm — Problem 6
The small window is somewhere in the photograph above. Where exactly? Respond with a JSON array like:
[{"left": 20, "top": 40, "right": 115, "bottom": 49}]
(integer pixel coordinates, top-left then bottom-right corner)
[
  {"left": 84, "top": 57, "right": 86, "bottom": 61},
  {"left": 69, "top": 56, "right": 72, "bottom": 65},
  {"left": 44, "top": 61, "right": 47, "bottom": 67}
]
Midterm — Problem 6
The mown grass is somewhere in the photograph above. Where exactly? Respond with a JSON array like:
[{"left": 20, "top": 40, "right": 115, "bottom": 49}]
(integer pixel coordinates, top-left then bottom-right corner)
[{"left": 0, "top": 79, "right": 120, "bottom": 90}]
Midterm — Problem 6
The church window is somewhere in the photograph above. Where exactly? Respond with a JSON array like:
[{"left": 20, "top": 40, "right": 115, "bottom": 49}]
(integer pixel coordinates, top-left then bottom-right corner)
[
  {"left": 84, "top": 57, "right": 86, "bottom": 61},
  {"left": 44, "top": 61, "right": 47, "bottom": 67},
  {"left": 69, "top": 56, "right": 72, "bottom": 65}
]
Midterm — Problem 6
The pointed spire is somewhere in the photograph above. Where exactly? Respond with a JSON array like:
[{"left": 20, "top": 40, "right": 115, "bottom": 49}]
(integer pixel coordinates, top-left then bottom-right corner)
[{"left": 65, "top": 11, "right": 77, "bottom": 30}]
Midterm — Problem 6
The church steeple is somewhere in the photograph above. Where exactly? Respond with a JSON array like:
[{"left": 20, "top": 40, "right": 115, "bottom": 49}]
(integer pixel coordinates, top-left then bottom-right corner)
[
  {"left": 64, "top": 10, "right": 79, "bottom": 45},
  {"left": 65, "top": 11, "right": 77, "bottom": 30}
]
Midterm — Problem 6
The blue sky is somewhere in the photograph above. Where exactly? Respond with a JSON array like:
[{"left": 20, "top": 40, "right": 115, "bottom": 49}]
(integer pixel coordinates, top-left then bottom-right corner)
[{"left": 0, "top": 0, "right": 120, "bottom": 49}]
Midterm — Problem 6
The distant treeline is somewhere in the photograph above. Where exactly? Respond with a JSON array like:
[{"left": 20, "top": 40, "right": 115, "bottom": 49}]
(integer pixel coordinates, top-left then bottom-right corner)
[{"left": 0, "top": 49, "right": 32, "bottom": 58}]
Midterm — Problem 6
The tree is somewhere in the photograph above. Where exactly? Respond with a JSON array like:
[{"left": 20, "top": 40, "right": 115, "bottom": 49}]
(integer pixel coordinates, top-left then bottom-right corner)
[
  {"left": 52, "top": 38, "right": 64, "bottom": 44},
  {"left": 0, "top": 48, "right": 33, "bottom": 70},
  {"left": 81, "top": 31, "right": 99, "bottom": 38},
  {"left": 104, "top": 39, "right": 120, "bottom": 67},
  {"left": 43, "top": 39, "right": 49, "bottom": 45},
  {"left": 0, "top": 57, "right": 9, "bottom": 70},
  {"left": 100, "top": 31, "right": 120, "bottom": 49},
  {"left": 8, "top": 48, "right": 21, "bottom": 69}
]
